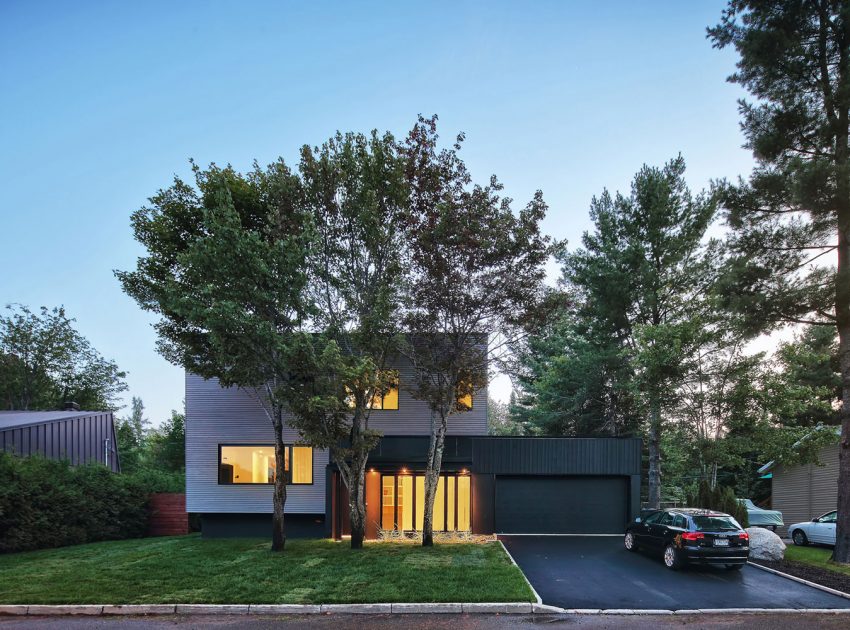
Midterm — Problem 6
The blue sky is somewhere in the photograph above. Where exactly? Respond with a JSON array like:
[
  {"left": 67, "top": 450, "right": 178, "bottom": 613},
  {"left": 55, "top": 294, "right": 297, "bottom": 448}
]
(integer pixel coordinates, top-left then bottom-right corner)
[{"left": 0, "top": 1, "right": 754, "bottom": 424}]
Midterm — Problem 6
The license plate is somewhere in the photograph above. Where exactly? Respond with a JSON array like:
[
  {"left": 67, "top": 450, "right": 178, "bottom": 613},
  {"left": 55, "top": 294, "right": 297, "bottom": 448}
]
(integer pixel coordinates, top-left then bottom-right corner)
[{"left": 714, "top": 538, "right": 729, "bottom": 547}]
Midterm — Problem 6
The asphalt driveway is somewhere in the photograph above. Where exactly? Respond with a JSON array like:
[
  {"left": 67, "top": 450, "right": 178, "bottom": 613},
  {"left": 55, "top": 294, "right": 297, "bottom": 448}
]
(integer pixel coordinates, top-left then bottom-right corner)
[{"left": 499, "top": 535, "right": 850, "bottom": 610}]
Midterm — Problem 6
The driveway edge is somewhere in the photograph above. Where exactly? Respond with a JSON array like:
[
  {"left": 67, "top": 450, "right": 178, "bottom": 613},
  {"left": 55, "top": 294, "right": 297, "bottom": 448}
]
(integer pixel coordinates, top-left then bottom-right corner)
[
  {"left": 498, "top": 539, "right": 543, "bottom": 604},
  {"left": 747, "top": 561, "right": 850, "bottom": 601}
]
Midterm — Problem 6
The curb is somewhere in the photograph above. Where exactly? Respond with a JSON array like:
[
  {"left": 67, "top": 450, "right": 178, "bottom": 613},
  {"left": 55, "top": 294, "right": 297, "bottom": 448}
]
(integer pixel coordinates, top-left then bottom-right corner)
[
  {"left": 497, "top": 539, "right": 542, "bottom": 605},
  {"left": 748, "top": 561, "right": 850, "bottom": 601},
  {"left": 4, "top": 604, "right": 850, "bottom": 616}
]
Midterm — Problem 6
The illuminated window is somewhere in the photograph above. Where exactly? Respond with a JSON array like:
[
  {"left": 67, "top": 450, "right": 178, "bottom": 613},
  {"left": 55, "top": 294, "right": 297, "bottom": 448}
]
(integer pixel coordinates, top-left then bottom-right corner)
[
  {"left": 219, "top": 445, "right": 313, "bottom": 485},
  {"left": 347, "top": 370, "right": 399, "bottom": 410},
  {"left": 456, "top": 379, "right": 473, "bottom": 411},
  {"left": 383, "top": 473, "right": 471, "bottom": 532}
]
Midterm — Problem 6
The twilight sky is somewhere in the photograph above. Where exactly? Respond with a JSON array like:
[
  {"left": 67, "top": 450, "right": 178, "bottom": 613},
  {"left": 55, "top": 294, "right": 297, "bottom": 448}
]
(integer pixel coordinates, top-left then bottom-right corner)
[{"left": 0, "top": 0, "right": 755, "bottom": 425}]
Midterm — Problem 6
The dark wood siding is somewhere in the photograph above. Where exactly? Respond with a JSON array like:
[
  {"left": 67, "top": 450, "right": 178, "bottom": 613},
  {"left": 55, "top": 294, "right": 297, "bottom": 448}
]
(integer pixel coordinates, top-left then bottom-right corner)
[{"left": 472, "top": 437, "right": 641, "bottom": 476}]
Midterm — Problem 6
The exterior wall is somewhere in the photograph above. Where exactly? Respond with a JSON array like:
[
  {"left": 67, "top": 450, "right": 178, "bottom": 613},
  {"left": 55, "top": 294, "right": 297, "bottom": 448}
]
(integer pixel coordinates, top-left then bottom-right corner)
[
  {"left": 186, "top": 373, "right": 328, "bottom": 514},
  {"left": 772, "top": 443, "right": 839, "bottom": 536},
  {"left": 0, "top": 412, "right": 119, "bottom": 472}
]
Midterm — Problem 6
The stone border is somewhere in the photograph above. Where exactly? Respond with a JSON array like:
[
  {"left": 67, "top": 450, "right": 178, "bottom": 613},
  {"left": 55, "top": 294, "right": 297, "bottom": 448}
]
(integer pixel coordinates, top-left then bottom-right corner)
[
  {"left": 748, "top": 561, "right": 850, "bottom": 601},
  {"left": 4, "top": 604, "right": 850, "bottom": 616},
  {"left": 497, "top": 539, "right": 542, "bottom": 604}
]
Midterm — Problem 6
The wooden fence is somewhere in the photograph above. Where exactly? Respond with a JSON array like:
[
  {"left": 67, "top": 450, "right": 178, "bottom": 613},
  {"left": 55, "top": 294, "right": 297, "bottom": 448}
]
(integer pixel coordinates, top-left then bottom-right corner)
[{"left": 147, "top": 492, "right": 189, "bottom": 537}]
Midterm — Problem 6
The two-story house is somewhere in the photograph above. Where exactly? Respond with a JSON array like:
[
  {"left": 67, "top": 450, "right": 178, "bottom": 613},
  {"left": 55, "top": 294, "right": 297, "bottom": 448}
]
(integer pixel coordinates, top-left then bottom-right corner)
[{"left": 186, "top": 354, "right": 641, "bottom": 539}]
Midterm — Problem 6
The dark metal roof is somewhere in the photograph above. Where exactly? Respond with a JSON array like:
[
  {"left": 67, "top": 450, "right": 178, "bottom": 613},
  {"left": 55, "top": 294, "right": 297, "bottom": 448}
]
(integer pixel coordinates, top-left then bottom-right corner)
[{"left": 0, "top": 410, "right": 105, "bottom": 430}]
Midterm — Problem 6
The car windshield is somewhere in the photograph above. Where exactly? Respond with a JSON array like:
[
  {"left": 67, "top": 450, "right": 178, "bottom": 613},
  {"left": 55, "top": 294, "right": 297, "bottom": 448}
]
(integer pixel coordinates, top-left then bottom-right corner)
[{"left": 692, "top": 516, "right": 741, "bottom": 532}]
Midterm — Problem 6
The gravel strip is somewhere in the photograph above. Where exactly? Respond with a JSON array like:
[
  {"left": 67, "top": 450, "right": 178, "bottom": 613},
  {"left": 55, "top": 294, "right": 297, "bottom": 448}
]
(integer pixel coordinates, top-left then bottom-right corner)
[{"left": 750, "top": 558, "right": 850, "bottom": 595}]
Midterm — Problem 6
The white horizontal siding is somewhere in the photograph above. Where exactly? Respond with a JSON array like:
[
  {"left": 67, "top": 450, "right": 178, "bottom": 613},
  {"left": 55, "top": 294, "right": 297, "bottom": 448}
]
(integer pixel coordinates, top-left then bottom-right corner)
[{"left": 186, "top": 357, "right": 487, "bottom": 514}]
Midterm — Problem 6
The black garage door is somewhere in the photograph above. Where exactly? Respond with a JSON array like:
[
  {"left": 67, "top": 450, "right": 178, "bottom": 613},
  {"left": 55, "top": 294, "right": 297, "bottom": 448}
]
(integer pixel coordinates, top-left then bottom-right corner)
[{"left": 495, "top": 476, "right": 627, "bottom": 534}]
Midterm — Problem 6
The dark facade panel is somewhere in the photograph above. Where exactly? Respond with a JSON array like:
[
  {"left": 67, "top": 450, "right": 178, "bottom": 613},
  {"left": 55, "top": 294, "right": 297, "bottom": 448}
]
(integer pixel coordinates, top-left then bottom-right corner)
[
  {"left": 472, "top": 437, "right": 641, "bottom": 476},
  {"left": 0, "top": 412, "right": 120, "bottom": 472}
]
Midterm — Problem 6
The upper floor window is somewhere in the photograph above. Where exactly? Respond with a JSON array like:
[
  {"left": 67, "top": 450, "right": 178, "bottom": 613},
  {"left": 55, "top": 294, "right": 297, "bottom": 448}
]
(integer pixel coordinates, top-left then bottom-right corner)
[
  {"left": 347, "top": 370, "right": 399, "bottom": 410},
  {"left": 218, "top": 444, "right": 313, "bottom": 485},
  {"left": 456, "top": 379, "right": 473, "bottom": 411}
]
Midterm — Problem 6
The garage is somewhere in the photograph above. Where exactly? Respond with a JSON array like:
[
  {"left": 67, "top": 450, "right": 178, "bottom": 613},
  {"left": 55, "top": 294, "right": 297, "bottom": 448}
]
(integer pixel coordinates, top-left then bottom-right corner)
[{"left": 495, "top": 475, "right": 628, "bottom": 534}]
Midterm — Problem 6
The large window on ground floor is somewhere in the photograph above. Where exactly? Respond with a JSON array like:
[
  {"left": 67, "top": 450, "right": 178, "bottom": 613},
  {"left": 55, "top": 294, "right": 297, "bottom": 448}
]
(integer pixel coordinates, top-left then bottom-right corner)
[
  {"left": 381, "top": 473, "right": 470, "bottom": 532},
  {"left": 218, "top": 444, "right": 313, "bottom": 484}
]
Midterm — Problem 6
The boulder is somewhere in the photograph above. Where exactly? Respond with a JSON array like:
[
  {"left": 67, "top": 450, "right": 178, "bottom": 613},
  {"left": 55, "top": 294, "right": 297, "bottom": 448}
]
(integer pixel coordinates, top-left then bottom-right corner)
[{"left": 746, "top": 526, "right": 786, "bottom": 561}]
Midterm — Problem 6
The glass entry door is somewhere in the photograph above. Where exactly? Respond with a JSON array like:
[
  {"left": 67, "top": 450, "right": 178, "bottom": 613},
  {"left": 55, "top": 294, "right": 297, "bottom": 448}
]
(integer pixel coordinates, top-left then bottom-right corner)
[{"left": 381, "top": 473, "right": 470, "bottom": 532}]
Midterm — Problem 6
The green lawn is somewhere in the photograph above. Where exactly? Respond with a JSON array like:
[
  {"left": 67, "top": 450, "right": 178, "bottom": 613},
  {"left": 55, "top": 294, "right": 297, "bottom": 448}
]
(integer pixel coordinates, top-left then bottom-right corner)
[
  {"left": 0, "top": 535, "right": 534, "bottom": 604},
  {"left": 784, "top": 545, "right": 850, "bottom": 577}
]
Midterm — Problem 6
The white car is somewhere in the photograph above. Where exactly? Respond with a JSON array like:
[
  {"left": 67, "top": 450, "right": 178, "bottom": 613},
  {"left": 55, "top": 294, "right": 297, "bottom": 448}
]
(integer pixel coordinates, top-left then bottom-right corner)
[{"left": 788, "top": 510, "right": 837, "bottom": 546}]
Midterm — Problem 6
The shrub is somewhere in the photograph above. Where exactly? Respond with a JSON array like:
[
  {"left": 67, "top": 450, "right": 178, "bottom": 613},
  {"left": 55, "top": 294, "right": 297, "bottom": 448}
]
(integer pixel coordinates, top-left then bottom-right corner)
[
  {"left": 686, "top": 480, "right": 749, "bottom": 528},
  {"left": 0, "top": 452, "right": 185, "bottom": 553}
]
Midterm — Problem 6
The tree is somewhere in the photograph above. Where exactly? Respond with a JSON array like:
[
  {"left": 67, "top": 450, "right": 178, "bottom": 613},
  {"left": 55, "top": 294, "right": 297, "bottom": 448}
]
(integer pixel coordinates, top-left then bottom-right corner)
[
  {"left": 288, "top": 130, "right": 409, "bottom": 549},
  {"left": 115, "top": 397, "right": 151, "bottom": 473},
  {"left": 0, "top": 304, "right": 127, "bottom": 411},
  {"left": 709, "top": 0, "right": 850, "bottom": 562},
  {"left": 147, "top": 409, "right": 186, "bottom": 472},
  {"left": 117, "top": 161, "right": 315, "bottom": 551},
  {"left": 563, "top": 157, "right": 716, "bottom": 508},
  {"left": 488, "top": 395, "right": 526, "bottom": 436},
  {"left": 401, "top": 117, "right": 551, "bottom": 545}
]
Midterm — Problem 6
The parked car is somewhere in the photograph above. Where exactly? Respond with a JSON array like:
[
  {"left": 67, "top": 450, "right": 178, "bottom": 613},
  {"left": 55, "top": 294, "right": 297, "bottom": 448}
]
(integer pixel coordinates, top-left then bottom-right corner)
[
  {"left": 624, "top": 508, "right": 750, "bottom": 570},
  {"left": 788, "top": 510, "right": 837, "bottom": 546},
  {"left": 738, "top": 498, "right": 783, "bottom": 531}
]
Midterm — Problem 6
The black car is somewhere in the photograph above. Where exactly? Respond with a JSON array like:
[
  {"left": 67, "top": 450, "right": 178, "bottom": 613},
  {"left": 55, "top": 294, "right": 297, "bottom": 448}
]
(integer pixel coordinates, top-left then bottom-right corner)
[{"left": 624, "top": 508, "right": 749, "bottom": 570}]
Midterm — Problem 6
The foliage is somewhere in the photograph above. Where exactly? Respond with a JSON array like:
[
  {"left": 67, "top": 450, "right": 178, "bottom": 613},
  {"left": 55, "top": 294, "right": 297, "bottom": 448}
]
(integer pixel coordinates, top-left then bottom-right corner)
[
  {"left": 399, "top": 115, "right": 551, "bottom": 545},
  {"left": 146, "top": 409, "right": 186, "bottom": 473},
  {"left": 116, "top": 159, "right": 316, "bottom": 551},
  {"left": 0, "top": 452, "right": 182, "bottom": 554},
  {"left": 488, "top": 395, "right": 527, "bottom": 436},
  {"left": 709, "top": 0, "right": 850, "bottom": 562},
  {"left": 687, "top": 480, "right": 749, "bottom": 528},
  {"left": 116, "top": 398, "right": 185, "bottom": 475},
  {"left": 0, "top": 304, "right": 127, "bottom": 411},
  {"left": 555, "top": 156, "right": 717, "bottom": 507},
  {"left": 0, "top": 536, "right": 533, "bottom": 604}
]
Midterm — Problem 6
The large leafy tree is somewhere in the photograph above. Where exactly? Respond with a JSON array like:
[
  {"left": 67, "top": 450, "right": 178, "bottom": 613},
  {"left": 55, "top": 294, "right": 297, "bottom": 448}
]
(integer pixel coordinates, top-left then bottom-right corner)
[
  {"left": 117, "top": 161, "right": 314, "bottom": 551},
  {"left": 709, "top": 0, "right": 850, "bottom": 562},
  {"left": 562, "top": 157, "right": 716, "bottom": 508},
  {"left": 401, "top": 117, "right": 551, "bottom": 546},
  {"left": 0, "top": 304, "right": 127, "bottom": 411},
  {"left": 290, "top": 130, "right": 409, "bottom": 549}
]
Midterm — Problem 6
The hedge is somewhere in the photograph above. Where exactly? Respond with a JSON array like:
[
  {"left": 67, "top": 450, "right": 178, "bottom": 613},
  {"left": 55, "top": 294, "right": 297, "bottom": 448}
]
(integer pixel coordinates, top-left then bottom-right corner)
[
  {"left": 687, "top": 480, "right": 749, "bottom": 528},
  {"left": 0, "top": 452, "right": 185, "bottom": 553}
]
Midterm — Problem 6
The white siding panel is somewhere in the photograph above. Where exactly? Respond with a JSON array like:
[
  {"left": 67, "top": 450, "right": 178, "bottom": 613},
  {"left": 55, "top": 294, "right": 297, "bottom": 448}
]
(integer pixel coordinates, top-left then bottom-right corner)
[{"left": 186, "top": 356, "right": 488, "bottom": 514}]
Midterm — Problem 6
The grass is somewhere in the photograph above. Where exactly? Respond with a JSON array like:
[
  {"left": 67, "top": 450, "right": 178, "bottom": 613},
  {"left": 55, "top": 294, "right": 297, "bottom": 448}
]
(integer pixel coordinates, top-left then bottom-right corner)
[
  {"left": 0, "top": 534, "right": 534, "bottom": 604},
  {"left": 784, "top": 545, "right": 850, "bottom": 577}
]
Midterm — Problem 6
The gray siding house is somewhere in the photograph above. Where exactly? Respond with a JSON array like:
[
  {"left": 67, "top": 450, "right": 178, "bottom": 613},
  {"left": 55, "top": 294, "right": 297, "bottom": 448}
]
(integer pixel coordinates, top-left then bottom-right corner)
[
  {"left": 763, "top": 442, "right": 839, "bottom": 537},
  {"left": 186, "top": 355, "right": 641, "bottom": 539},
  {"left": 0, "top": 410, "right": 120, "bottom": 472}
]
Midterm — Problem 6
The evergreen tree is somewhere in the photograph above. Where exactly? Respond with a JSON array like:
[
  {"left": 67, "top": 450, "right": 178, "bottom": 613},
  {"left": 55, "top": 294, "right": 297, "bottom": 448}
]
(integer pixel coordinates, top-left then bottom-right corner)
[{"left": 709, "top": 0, "right": 850, "bottom": 563}]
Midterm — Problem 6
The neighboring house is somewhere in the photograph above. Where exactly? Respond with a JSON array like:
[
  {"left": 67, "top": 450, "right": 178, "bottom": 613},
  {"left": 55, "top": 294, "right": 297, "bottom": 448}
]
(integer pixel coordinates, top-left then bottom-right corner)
[
  {"left": 186, "top": 355, "right": 641, "bottom": 539},
  {"left": 759, "top": 441, "right": 839, "bottom": 537},
  {"left": 0, "top": 409, "right": 120, "bottom": 472}
]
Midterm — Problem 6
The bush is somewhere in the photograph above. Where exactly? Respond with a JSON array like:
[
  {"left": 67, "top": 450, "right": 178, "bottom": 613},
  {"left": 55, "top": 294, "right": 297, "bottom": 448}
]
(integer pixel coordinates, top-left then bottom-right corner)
[
  {"left": 0, "top": 452, "right": 185, "bottom": 553},
  {"left": 686, "top": 480, "right": 749, "bottom": 528}
]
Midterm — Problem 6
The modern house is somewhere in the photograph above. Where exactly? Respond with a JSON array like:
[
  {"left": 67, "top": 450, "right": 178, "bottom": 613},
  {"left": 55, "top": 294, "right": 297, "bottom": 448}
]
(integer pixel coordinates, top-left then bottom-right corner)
[
  {"left": 760, "top": 440, "right": 839, "bottom": 537},
  {"left": 186, "top": 356, "right": 641, "bottom": 539},
  {"left": 0, "top": 409, "right": 120, "bottom": 472}
]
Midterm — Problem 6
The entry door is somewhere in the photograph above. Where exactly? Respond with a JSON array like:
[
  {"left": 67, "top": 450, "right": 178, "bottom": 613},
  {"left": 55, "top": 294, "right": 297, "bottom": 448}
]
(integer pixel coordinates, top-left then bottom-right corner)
[{"left": 495, "top": 476, "right": 628, "bottom": 534}]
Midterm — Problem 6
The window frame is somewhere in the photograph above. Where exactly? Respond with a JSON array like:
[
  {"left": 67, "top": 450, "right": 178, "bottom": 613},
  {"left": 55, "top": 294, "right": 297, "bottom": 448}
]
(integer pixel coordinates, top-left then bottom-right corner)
[
  {"left": 217, "top": 443, "right": 314, "bottom": 486},
  {"left": 379, "top": 471, "right": 472, "bottom": 532}
]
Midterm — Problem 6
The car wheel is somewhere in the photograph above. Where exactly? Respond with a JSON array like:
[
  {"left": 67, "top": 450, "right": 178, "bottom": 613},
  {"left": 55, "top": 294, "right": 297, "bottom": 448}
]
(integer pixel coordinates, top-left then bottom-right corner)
[
  {"left": 624, "top": 531, "right": 638, "bottom": 552},
  {"left": 792, "top": 530, "right": 808, "bottom": 546},
  {"left": 725, "top": 564, "right": 743, "bottom": 571},
  {"left": 663, "top": 544, "right": 683, "bottom": 570}
]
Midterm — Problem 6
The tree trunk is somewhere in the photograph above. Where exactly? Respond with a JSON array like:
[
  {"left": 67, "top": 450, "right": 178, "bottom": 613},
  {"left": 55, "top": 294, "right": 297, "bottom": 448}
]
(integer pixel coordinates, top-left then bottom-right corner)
[
  {"left": 647, "top": 397, "right": 662, "bottom": 509},
  {"left": 348, "top": 453, "right": 368, "bottom": 550},
  {"left": 421, "top": 409, "right": 447, "bottom": 547},
  {"left": 271, "top": 413, "right": 287, "bottom": 552}
]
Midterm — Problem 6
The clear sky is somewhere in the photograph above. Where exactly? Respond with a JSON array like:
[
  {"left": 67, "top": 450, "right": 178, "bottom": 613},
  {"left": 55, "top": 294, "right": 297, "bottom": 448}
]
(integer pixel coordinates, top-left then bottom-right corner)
[{"left": 0, "top": 0, "right": 755, "bottom": 425}]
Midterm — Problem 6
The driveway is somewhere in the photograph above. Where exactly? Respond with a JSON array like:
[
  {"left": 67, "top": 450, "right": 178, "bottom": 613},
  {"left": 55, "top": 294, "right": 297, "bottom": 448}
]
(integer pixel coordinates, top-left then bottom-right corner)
[{"left": 499, "top": 535, "right": 850, "bottom": 610}]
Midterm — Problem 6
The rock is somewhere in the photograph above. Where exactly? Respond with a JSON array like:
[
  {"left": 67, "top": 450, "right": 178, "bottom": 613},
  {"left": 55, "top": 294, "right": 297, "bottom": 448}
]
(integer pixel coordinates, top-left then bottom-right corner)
[{"left": 747, "top": 526, "right": 786, "bottom": 561}]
